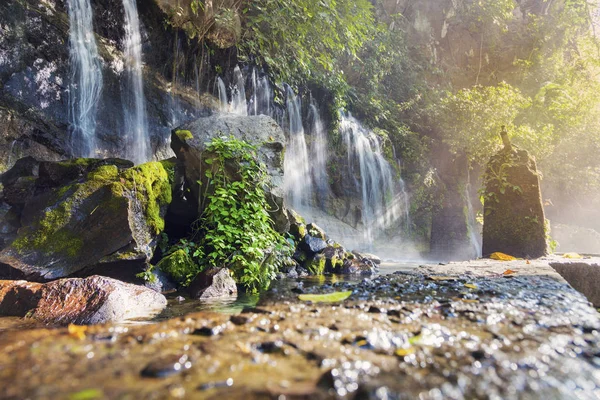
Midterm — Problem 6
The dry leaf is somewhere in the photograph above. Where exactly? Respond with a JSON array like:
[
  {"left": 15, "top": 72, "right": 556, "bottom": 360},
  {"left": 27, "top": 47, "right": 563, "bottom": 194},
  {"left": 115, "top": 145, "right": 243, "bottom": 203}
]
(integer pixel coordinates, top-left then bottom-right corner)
[
  {"left": 428, "top": 276, "right": 457, "bottom": 281},
  {"left": 490, "top": 252, "right": 517, "bottom": 261},
  {"left": 464, "top": 283, "right": 478, "bottom": 290},
  {"left": 67, "top": 324, "right": 87, "bottom": 340},
  {"left": 503, "top": 269, "right": 516, "bottom": 275},
  {"left": 563, "top": 253, "right": 583, "bottom": 259}
]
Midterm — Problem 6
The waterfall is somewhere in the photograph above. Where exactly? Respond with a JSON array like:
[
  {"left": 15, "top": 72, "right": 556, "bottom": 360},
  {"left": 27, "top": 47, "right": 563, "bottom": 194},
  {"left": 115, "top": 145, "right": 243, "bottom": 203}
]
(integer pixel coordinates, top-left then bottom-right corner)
[
  {"left": 230, "top": 66, "right": 248, "bottom": 116},
  {"left": 308, "top": 97, "right": 329, "bottom": 207},
  {"left": 249, "top": 68, "right": 271, "bottom": 116},
  {"left": 216, "top": 77, "right": 228, "bottom": 113},
  {"left": 66, "top": 0, "right": 103, "bottom": 158},
  {"left": 121, "top": 0, "right": 150, "bottom": 165},
  {"left": 340, "top": 113, "right": 401, "bottom": 245},
  {"left": 283, "top": 86, "right": 312, "bottom": 210}
]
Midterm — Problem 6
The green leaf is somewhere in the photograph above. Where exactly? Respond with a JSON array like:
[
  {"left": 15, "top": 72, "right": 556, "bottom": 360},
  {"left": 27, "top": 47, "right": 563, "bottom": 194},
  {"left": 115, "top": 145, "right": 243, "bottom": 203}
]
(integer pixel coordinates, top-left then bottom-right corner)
[{"left": 298, "top": 291, "right": 353, "bottom": 303}]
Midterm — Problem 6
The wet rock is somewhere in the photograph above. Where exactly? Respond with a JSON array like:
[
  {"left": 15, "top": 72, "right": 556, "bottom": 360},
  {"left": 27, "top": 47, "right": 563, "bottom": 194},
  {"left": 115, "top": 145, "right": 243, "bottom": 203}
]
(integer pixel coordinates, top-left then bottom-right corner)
[
  {"left": 300, "top": 235, "right": 327, "bottom": 255},
  {"left": 0, "top": 275, "right": 167, "bottom": 324},
  {"left": 482, "top": 141, "right": 547, "bottom": 258},
  {"left": 141, "top": 354, "right": 191, "bottom": 378},
  {"left": 188, "top": 268, "right": 237, "bottom": 300},
  {"left": 340, "top": 258, "right": 377, "bottom": 275},
  {"left": 192, "top": 326, "right": 223, "bottom": 336},
  {"left": 256, "top": 340, "right": 284, "bottom": 354},
  {"left": 0, "top": 160, "right": 174, "bottom": 281},
  {"left": 230, "top": 315, "right": 250, "bottom": 325}
]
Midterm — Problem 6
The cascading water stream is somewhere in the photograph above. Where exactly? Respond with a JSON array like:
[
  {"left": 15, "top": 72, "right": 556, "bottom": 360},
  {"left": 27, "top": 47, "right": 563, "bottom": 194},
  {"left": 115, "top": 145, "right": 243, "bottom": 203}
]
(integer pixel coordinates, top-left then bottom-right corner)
[
  {"left": 230, "top": 66, "right": 248, "bottom": 116},
  {"left": 340, "top": 113, "right": 401, "bottom": 245},
  {"left": 283, "top": 86, "right": 312, "bottom": 210},
  {"left": 66, "top": 0, "right": 103, "bottom": 158},
  {"left": 308, "top": 97, "right": 329, "bottom": 207},
  {"left": 216, "top": 77, "right": 228, "bottom": 113},
  {"left": 122, "top": 0, "right": 150, "bottom": 165}
]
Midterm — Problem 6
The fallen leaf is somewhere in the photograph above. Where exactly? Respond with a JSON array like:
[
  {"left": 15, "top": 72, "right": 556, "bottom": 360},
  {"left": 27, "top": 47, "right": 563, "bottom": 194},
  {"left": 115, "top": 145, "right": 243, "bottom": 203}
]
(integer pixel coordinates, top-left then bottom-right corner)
[
  {"left": 298, "top": 291, "right": 352, "bottom": 303},
  {"left": 563, "top": 253, "right": 583, "bottom": 259},
  {"left": 503, "top": 269, "right": 516, "bottom": 275},
  {"left": 464, "top": 283, "right": 478, "bottom": 290},
  {"left": 67, "top": 324, "right": 87, "bottom": 340},
  {"left": 460, "top": 299, "right": 480, "bottom": 304},
  {"left": 428, "top": 276, "right": 457, "bottom": 281},
  {"left": 67, "top": 389, "right": 104, "bottom": 400},
  {"left": 490, "top": 252, "right": 517, "bottom": 261},
  {"left": 395, "top": 347, "right": 415, "bottom": 357}
]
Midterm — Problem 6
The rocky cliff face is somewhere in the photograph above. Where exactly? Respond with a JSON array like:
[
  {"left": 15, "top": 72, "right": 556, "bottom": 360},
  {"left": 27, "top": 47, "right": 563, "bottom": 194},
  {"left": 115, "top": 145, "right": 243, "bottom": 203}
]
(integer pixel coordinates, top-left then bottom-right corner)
[{"left": 0, "top": 0, "right": 219, "bottom": 171}]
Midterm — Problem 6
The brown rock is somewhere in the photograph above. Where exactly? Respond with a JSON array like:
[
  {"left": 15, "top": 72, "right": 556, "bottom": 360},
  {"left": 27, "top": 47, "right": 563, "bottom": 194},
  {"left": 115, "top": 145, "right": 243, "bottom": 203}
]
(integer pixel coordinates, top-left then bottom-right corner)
[{"left": 0, "top": 276, "right": 167, "bottom": 325}]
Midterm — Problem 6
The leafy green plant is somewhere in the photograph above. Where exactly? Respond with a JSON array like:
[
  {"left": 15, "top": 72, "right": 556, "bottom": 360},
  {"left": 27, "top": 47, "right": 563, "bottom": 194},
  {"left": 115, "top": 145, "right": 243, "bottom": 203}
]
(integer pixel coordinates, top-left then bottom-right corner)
[{"left": 196, "top": 136, "right": 291, "bottom": 292}]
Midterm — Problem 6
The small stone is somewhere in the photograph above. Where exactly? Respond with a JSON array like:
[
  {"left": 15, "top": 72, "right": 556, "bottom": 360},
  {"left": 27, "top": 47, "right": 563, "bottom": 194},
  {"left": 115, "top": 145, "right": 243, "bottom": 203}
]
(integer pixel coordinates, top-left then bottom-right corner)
[
  {"left": 141, "top": 354, "right": 191, "bottom": 378},
  {"left": 192, "top": 326, "right": 222, "bottom": 336},
  {"left": 230, "top": 315, "right": 250, "bottom": 326}
]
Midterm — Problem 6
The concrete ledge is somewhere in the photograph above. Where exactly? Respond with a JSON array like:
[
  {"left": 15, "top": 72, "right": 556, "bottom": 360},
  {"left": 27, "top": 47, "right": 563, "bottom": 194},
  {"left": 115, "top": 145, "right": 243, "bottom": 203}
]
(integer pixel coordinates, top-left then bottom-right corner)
[{"left": 550, "top": 260, "right": 600, "bottom": 307}]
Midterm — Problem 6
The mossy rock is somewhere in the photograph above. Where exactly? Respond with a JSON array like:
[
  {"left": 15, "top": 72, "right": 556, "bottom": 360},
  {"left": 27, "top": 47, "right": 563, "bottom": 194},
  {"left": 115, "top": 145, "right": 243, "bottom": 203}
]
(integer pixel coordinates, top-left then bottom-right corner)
[
  {"left": 307, "top": 254, "right": 326, "bottom": 275},
  {"left": 482, "top": 147, "right": 547, "bottom": 258},
  {"left": 156, "top": 249, "right": 199, "bottom": 286},
  {"left": 0, "top": 159, "right": 174, "bottom": 281}
]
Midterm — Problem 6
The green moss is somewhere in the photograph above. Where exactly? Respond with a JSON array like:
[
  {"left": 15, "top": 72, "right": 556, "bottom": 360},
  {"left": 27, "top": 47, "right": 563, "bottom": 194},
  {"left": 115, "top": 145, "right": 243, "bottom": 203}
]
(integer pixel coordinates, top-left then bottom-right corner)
[
  {"left": 87, "top": 165, "right": 119, "bottom": 181},
  {"left": 307, "top": 254, "right": 326, "bottom": 275},
  {"left": 175, "top": 130, "right": 194, "bottom": 141},
  {"left": 12, "top": 198, "right": 83, "bottom": 258},
  {"left": 119, "top": 161, "right": 174, "bottom": 234},
  {"left": 156, "top": 249, "right": 199, "bottom": 286}
]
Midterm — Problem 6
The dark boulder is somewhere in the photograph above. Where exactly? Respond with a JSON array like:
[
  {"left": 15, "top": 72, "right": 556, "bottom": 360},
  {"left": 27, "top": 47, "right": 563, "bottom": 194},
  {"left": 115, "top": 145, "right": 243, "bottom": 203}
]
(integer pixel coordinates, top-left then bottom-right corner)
[
  {"left": 300, "top": 235, "right": 328, "bottom": 255},
  {"left": 482, "top": 143, "right": 547, "bottom": 258},
  {"left": 188, "top": 268, "right": 237, "bottom": 300},
  {"left": 0, "top": 275, "right": 167, "bottom": 325}
]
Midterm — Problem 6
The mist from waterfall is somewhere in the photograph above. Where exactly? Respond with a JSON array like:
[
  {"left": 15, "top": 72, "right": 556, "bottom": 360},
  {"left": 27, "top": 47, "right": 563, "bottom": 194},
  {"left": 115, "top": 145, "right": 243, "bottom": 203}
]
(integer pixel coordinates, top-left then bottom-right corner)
[
  {"left": 121, "top": 0, "right": 150, "bottom": 165},
  {"left": 465, "top": 169, "right": 483, "bottom": 258},
  {"left": 340, "top": 113, "right": 402, "bottom": 245},
  {"left": 67, "top": 0, "right": 103, "bottom": 158}
]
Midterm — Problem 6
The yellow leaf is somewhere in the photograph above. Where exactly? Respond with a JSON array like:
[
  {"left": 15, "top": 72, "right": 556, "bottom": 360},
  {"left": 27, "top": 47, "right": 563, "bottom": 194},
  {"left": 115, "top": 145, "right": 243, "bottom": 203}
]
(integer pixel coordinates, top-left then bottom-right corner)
[
  {"left": 464, "top": 283, "right": 478, "bottom": 290},
  {"left": 503, "top": 269, "right": 516, "bottom": 275},
  {"left": 563, "top": 253, "right": 583, "bottom": 259},
  {"left": 67, "top": 324, "right": 87, "bottom": 340},
  {"left": 461, "top": 299, "right": 480, "bottom": 303},
  {"left": 298, "top": 291, "right": 352, "bottom": 303},
  {"left": 395, "top": 347, "right": 415, "bottom": 357},
  {"left": 490, "top": 252, "right": 517, "bottom": 261},
  {"left": 428, "top": 276, "right": 457, "bottom": 281}
]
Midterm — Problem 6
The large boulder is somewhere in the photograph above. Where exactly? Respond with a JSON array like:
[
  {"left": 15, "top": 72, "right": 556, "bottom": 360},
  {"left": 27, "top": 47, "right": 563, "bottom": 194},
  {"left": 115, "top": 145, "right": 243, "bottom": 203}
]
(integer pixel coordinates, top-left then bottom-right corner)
[
  {"left": 482, "top": 141, "right": 547, "bottom": 258},
  {"left": 0, "top": 275, "right": 167, "bottom": 325},
  {"left": 171, "top": 114, "right": 287, "bottom": 231},
  {"left": 0, "top": 159, "right": 174, "bottom": 281}
]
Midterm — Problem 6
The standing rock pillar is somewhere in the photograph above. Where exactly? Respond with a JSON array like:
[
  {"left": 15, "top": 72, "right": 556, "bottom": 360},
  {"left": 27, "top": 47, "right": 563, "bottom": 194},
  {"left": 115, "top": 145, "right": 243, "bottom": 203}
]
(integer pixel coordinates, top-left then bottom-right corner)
[{"left": 482, "top": 134, "right": 547, "bottom": 258}]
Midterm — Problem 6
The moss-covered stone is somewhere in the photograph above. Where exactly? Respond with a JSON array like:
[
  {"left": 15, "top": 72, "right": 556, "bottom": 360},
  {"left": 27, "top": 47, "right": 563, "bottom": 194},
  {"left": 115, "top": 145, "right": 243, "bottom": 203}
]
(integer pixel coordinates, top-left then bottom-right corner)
[
  {"left": 175, "top": 130, "right": 194, "bottom": 141},
  {"left": 307, "top": 254, "right": 326, "bottom": 275},
  {"left": 482, "top": 146, "right": 547, "bottom": 258},
  {"left": 156, "top": 249, "right": 199, "bottom": 286}
]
